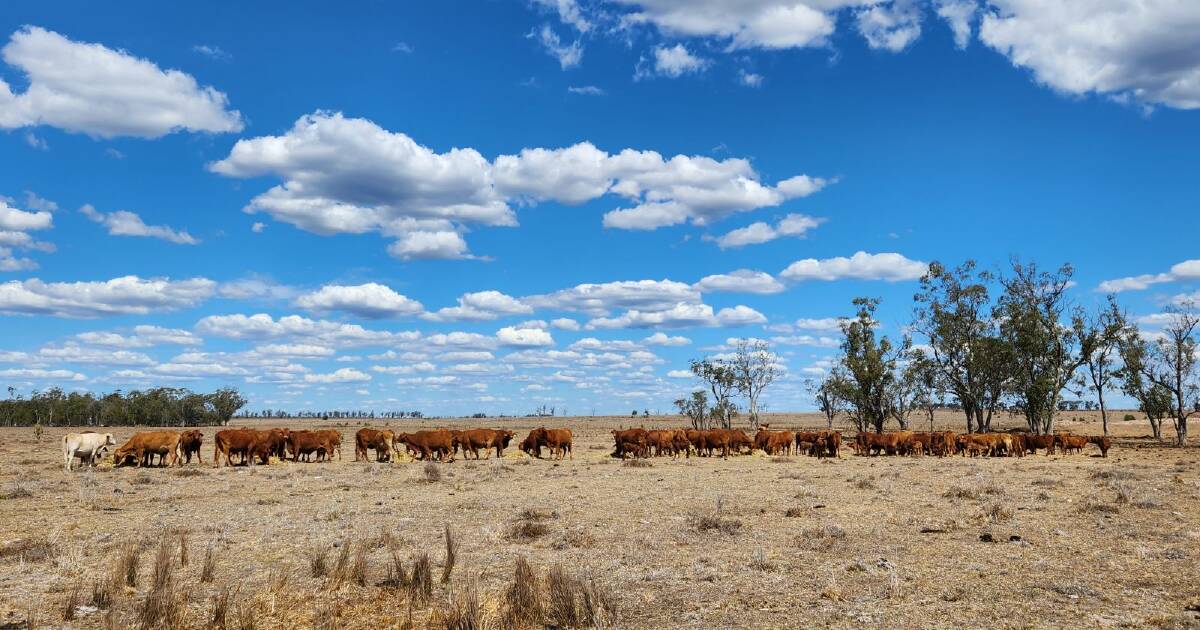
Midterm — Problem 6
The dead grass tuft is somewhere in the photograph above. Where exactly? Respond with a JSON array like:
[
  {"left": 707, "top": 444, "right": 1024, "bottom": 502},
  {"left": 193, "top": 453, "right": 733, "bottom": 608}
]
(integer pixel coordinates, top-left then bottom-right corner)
[
  {"left": 438, "top": 575, "right": 482, "bottom": 630},
  {"left": 1090, "top": 469, "right": 1134, "bottom": 481},
  {"left": 0, "top": 481, "right": 33, "bottom": 499},
  {"left": 441, "top": 523, "right": 458, "bottom": 584},
  {"left": 785, "top": 507, "right": 806, "bottom": 518},
  {"left": 170, "top": 468, "right": 205, "bottom": 478},
  {"left": 119, "top": 539, "right": 140, "bottom": 587},
  {"left": 690, "top": 513, "right": 742, "bottom": 535},
  {"left": 209, "top": 586, "right": 232, "bottom": 629},
  {"left": 623, "top": 458, "right": 653, "bottom": 468},
  {"left": 408, "top": 552, "right": 433, "bottom": 605},
  {"left": 310, "top": 547, "right": 329, "bottom": 579},
  {"left": 749, "top": 548, "right": 777, "bottom": 572},
  {"left": 503, "top": 556, "right": 543, "bottom": 627},
  {"left": 797, "top": 523, "right": 847, "bottom": 550},
  {"left": 423, "top": 462, "right": 442, "bottom": 482},
  {"left": 61, "top": 581, "right": 80, "bottom": 621},
  {"left": 982, "top": 502, "right": 1013, "bottom": 524},
  {"left": 135, "top": 534, "right": 184, "bottom": 630}
]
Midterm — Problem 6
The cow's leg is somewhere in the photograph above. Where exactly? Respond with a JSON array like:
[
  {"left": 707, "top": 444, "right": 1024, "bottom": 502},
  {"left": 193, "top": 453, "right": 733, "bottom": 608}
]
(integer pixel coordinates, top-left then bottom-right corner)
[{"left": 64, "top": 447, "right": 74, "bottom": 472}]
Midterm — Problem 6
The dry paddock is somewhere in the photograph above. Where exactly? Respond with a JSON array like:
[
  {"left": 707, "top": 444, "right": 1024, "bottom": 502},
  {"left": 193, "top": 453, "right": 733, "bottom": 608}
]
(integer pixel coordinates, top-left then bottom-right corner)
[{"left": 1, "top": 411, "right": 1199, "bottom": 629}]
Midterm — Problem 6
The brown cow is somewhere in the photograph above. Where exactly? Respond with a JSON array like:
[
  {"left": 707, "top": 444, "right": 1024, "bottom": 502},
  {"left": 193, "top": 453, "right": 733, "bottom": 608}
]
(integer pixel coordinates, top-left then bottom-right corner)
[
  {"left": 1088, "top": 436, "right": 1113, "bottom": 457},
  {"left": 287, "top": 430, "right": 334, "bottom": 462},
  {"left": 612, "top": 428, "right": 649, "bottom": 459},
  {"left": 519, "top": 432, "right": 541, "bottom": 458},
  {"left": 395, "top": 430, "right": 455, "bottom": 462},
  {"left": 458, "top": 429, "right": 515, "bottom": 459},
  {"left": 113, "top": 431, "right": 181, "bottom": 468},
  {"left": 527, "top": 427, "right": 573, "bottom": 460},
  {"left": 355, "top": 428, "right": 396, "bottom": 462},
  {"left": 214, "top": 428, "right": 257, "bottom": 467},
  {"left": 700, "top": 429, "right": 735, "bottom": 459},
  {"left": 179, "top": 429, "right": 204, "bottom": 464},
  {"left": 1023, "top": 433, "right": 1055, "bottom": 455},
  {"left": 1057, "top": 434, "right": 1087, "bottom": 455}
]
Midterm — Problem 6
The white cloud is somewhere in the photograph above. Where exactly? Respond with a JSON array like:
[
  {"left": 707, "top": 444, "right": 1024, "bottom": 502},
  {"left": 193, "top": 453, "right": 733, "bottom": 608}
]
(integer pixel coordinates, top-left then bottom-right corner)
[
  {"left": 694, "top": 269, "right": 785, "bottom": 294},
  {"left": 75, "top": 325, "right": 201, "bottom": 348},
  {"left": 712, "top": 213, "right": 824, "bottom": 248},
  {"left": 979, "top": 0, "right": 1200, "bottom": 110},
  {"left": 550, "top": 317, "right": 581, "bottom": 331},
  {"left": 567, "top": 85, "right": 606, "bottom": 95},
  {"left": 615, "top": 0, "right": 855, "bottom": 50},
  {"left": 936, "top": 0, "right": 976, "bottom": 48},
  {"left": 371, "top": 362, "right": 436, "bottom": 375},
  {"left": 195, "top": 313, "right": 407, "bottom": 347},
  {"left": 254, "top": 343, "right": 336, "bottom": 358},
  {"left": 793, "top": 317, "right": 845, "bottom": 331},
  {"left": 79, "top": 204, "right": 199, "bottom": 245},
  {"left": 497, "top": 326, "right": 555, "bottom": 347},
  {"left": 1096, "top": 260, "right": 1200, "bottom": 292},
  {"left": 304, "top": 368, "right": 371, "bottom": 383},
  {"left": 0, "top": 200, "right": 55, "bottom": 270},
  {"left": 586, "top": 302, "right": 766, "bottom": 329},
  {"left": 218, "top": 276, "right": 296, "bottom": 301},
  {"left": 423, "top": 290, "right": 532, "bottom": 322},
  {"left": 644, "top": 332, "right": 691, "bottom": 346},
  {"left": 23, "top": 132, "right": 47, "bottom": 150},
  {"left": 251, "top": 222, "right": 266, "bottom": 233},
  {"left": 779, "top": 251, "right": 927, "bottom": 282},
  {"left": 666, "top": 369, "right": 693, "bottom": 378},
  {"left": 530, "top": 24, "right": 583, "bottom": 68},
  {"left": 525, "top": 279, "right": 700, "bottom": 315},
  {"left": 534, "top": 0, "right": 593, "bottom": 32},
  {"left": 771, "top": 334, "right": 840, "bottom": 347},
  {"left": 0, "top": 26, "right": 243, "bottom": 138},
  {"left": 439, "top": 351, "right": 495, "bottom": 363},
  {"left": 211, "top": 113, "right": 828, "bottom": 256},
  {"left": 857, "top": 0, "right": 923, "bottom": 51},
  {"left": 638, "top": 44, "right": 709, "bottom": 79},
  {"left": 0, "top": 367, "right": 85, "bottom": 381},
  {"left": 0, "top": 275, "right": 214, "bottom": 317},
  {"left": 191, "top": 44, "right": 231, "bottom": 61},
  {"left": 294, "top": 283, "right": 424, "bottom": 319},
  {"left": 38, "top": 344, "right": 154, "bottom": 366},
  {"left": 0, "top": 199, "right": 53, "bottom": 231},
  {"left": 738, "top": 69, "right": 764, "bottom": 87}
]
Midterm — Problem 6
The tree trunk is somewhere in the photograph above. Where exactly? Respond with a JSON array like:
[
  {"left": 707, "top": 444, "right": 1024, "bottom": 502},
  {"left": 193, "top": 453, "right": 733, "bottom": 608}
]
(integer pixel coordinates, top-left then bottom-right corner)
[
  {"left": 1176, "top": 417, "right": 1188, "bottom": 446},
  {"left": 1098, "top": 390, "right": 1108, "bottom": 436},
  {"left": 963, "top": 406, "right": 975, "bottom": 434}
]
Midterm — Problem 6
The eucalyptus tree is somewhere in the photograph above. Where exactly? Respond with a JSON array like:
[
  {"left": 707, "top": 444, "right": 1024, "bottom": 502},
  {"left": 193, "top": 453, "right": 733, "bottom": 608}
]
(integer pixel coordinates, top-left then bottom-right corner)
[
  {"left": 912, "top": 260, "right": 1009, "bottom": 433},
  {"left": 731, "top": 338, "right": 777, "bottom": 430},
  {"left": 1075, "top": 295, "right": 1129, "bottom": 435},
  {"left": 1119, "top": 301, "right": 1199, "bottom": 445},
  {"left": 997, "top": 260, "right": 1095, "bottom": 434},
  {"left": 690, "top": 358, "right": 738, "bottom": 429},
  {"left": 836, "top": 297, "right": 906, "bottom": 433}
]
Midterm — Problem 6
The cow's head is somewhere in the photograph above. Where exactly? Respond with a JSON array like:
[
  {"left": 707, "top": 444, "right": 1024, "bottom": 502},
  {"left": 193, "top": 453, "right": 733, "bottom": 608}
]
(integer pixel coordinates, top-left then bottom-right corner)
[
  {"left": 104, "top": 433, "right": 116, "bottom": 446},
  {"left": 498, "top": 430, "right": 515, "bottom": 447}
]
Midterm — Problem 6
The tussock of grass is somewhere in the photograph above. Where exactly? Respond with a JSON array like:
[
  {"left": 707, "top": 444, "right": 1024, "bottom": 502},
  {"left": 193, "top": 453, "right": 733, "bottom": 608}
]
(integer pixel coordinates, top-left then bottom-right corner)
[
  {"left": 0, "top": 481, "right": 33, "bottom": 500},
  {"left": 503, "top": 556, "right": 542, "bottom": 627},
  {"left": 623, "top": 458, "right": 652, "bottom": 468},
  {"left": 0, "top": 537, "right": 54, "bottom": 562},
  {"left": 441, "top": 524, "right": 458, "bottom": 584},
  {"left": 689, "top": 513, "right": 742, "bottom": 535},
  {"left": 422, "top": 462, "right": 442, "bottom": 482}
]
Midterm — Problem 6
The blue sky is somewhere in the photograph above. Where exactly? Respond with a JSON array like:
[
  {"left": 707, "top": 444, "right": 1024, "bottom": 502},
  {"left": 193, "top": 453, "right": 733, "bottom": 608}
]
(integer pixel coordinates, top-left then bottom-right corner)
[{"left": 1, "top": 0, "right": 1198, "bottom": 415}]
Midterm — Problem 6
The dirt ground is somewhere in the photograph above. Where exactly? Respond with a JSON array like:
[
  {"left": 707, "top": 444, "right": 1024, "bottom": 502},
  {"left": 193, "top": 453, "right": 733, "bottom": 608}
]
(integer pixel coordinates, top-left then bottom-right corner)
[{"left": 1, "top": 411, "right": 1199, "bottom": 629}]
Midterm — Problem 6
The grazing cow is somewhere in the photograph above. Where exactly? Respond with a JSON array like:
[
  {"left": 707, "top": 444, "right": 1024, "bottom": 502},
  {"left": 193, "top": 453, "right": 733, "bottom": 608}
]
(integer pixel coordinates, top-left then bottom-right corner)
[
  {"left": 519, "top": 432, "right": 541, "bottom": 458},
  {"left": 316, "top": 429, "right": 343, "bottom": 460},
  {"left": 700, "top": 429, "right": 734, "bottom": 459},
  {"left": 797, "top": 432, "right": 824, "bottom": 455},
  {"left": 179, "top": 430, "right": 204, "bottom": 464},
  {"left": 729, "top": 429, "right": 753, "bottom": 454},
  {"left": 457, "top": 429, "right": 515, "bottom": 459},
  {"left": 529, "top": 427, "right": 573, "bottom": 460},
  {"left": 214, "top": 428, "right": 258, "bottom": 467},
  {"left": 1088, "top": 436, "right": 1113, "bottom": 458},
  {"left": 1057, "top": 434, "right": 1087, "bottom": 455},
  {"left": 62, "top": 432, "right": 115, "bottom": 472},
  {"left": 756, "top": 429, "right": 795, "bottom": 456},
  {"left": 1023, "top": 434, "right": 1055, "bottom": 455},
  {"left": 288, "top": 430, "right": 337, "bottom": 462},
  {"left": 355, "top": 428, "right": 396, "bottom": 462},
  {"left": 395, "top": 430, "right": 456, "bottom": 462},
  {"left": 113, "top": 431, "right": 181, "bottom": 468},
  {"left": 817, "top": 430, "right": 842, "bottom": 458},
  {"left": 685, "top": 429, "right": 706, "bottom": 456},
  {"left": 646, "top": 430, "right": 676, "bottom": 457},
  {"left": 611, "top": 428, "right": 649, "bottom": 459}
]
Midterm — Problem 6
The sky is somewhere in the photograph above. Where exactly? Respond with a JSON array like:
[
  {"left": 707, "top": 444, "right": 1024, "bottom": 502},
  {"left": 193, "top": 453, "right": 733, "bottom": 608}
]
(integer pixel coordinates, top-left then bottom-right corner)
[{"left": 0, "top": 0, "right": 1198, "bottom": 416}]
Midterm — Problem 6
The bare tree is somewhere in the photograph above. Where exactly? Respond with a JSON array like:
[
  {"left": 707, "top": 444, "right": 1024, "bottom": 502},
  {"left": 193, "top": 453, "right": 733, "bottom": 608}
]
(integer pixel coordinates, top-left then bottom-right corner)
[
  {"left": 731, "top": 339, "right": 777, "bottom": 430},
  {"left": 807, "top": 373, "right": 846, "bottom": 429}
]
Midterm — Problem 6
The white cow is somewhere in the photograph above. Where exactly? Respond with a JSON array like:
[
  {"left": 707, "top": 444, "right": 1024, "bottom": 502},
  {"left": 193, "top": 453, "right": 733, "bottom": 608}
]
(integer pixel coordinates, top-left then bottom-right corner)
[{"left": 63, "top": 432, "right": 116, "bottom": 472}]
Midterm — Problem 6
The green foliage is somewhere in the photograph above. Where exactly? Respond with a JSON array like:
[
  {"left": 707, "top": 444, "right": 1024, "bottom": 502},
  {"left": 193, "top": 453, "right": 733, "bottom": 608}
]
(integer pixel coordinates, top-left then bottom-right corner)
[
  {"left": 834, "top": 297, "right": 907, "bottom": 433},
  {"left": 0, "top": 387, "right": 248, "bottom": 427},
  {"left": 674, "top": 390, "right": 708, "bottom": 429}
]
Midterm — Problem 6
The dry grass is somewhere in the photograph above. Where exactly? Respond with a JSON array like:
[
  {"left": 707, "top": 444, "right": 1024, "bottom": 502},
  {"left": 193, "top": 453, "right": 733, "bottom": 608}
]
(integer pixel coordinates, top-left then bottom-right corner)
[
  {"left": 136, "top": 534, "right": 184, "bottom": 630},
  {"left": 423, "top": 461, "right": 443, "bottom": 482},
  {"left": 623, "top": 458, "right": 653, "bottom": 468},
  {"left": 200, "top": 542, "right": 216, "bottom": 583},
  {"left": 0, "top": 480, "right": 33, "bottom": 499},
  {"left": 441, "top": 524, "right": 458, "bottom": 584},
  {"left": 119, "top": 539, "right": 140, "bottom": 587},
  {"left": 0, "top": 413, "right": 1197, "bottom": 628}
]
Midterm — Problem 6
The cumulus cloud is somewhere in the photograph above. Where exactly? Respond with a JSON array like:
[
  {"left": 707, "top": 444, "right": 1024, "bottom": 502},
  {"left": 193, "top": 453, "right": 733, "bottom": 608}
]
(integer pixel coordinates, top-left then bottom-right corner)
[
  {"left": 210, "top": 112, "right": 827, "bottom": 257},
  {"left": 936, "top": 0, "right": 976, "bottom": 48},
  {"left": 979, "top": 0, "right": 1200, "bottom": 110},
  {"left": 0, "top": 367, "right": 85, "bottom": 381},
  {"left": 793, "top": 317, "right": 845, "bottom": 331},
  {"left": 550, "top": 317, "right": 581, "bottom": 331},
  {"left": 0, "top": 26, "right": 243, "bottom": 137},
  {"left": 856, "top": 0, "right": 923, "bottom": 51},
  {"left": 666, "top": 369, "right": 693, "bottom": 378},
  {"left": 496, "top": 325, "right": 555, "bottom": 347},
  {"left": 304, "top": 368, "right": 371, "bottom": 383},
  {"left": 712, "top": 213, "right": 824, "bottom": 249},
  {"left": 195, "top": 313, "right": 407, "bottom": 347},
  {"left": 1096, "top": 259, "right": 1200, "bottom": 292},
  {"left": 79, "top": 204, "right": 199, "bottom": 245},
  {"left": 75, "top": 325, "right": 201, "bottom": 348},
  {"left": 586, "top": 302, "right": 765, "bottom": 329},
  {"left": 614, "top": 0, "right": 856, "bottom": 50},
  {"left": 0, "top": 198, "right": 54, "bottom": 271},
  {"left": 694, "top": 269, "right": 785, "bottom": 294},
  {"left": 738, "top": 69, "right": 764, "bottom": 87},
  {"left": 423, "top": 290, "right": 532, "bottom": 322},
  {"left": 525, "top": 279, "right": 701, "bottom": 315},
  {"left": 254, "top": 343, "right": 336, "bottom": 358},
  {"left": 218, "top": 276, "right": 296, "bottom": 301},
  {"left": 771, "top": 334, "right": 840, "bottom": 347},
  {"left": 636, "top": 44, "right": 709, "bottom": 79},
  {"left": 644, "top": 332, "right": 691, "bottom": 346},
  {"left": 0, "top": 275, "right": 214, "bottom": 317},
  {"left": 779, "top": 251, "right": 927, "bottom": 282},
  {"left": 294, "top": 283, "right": 424, "bottom": 318}
]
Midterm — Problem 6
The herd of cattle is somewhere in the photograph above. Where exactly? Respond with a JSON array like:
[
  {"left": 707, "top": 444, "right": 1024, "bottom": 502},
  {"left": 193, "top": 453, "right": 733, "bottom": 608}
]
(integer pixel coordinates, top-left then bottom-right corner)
[{"left": 58, "top": 423, "right": 1113, "bottom": 471}]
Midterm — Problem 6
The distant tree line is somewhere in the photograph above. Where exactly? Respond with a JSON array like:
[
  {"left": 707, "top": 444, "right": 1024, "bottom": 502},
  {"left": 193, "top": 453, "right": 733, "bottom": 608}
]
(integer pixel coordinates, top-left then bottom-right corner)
[
  {"left": 803, "top": 259, "right": 1198, "bottom": 444},
  {"left": 0, "top": 386, "right": 247, "bottom": 427}
]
